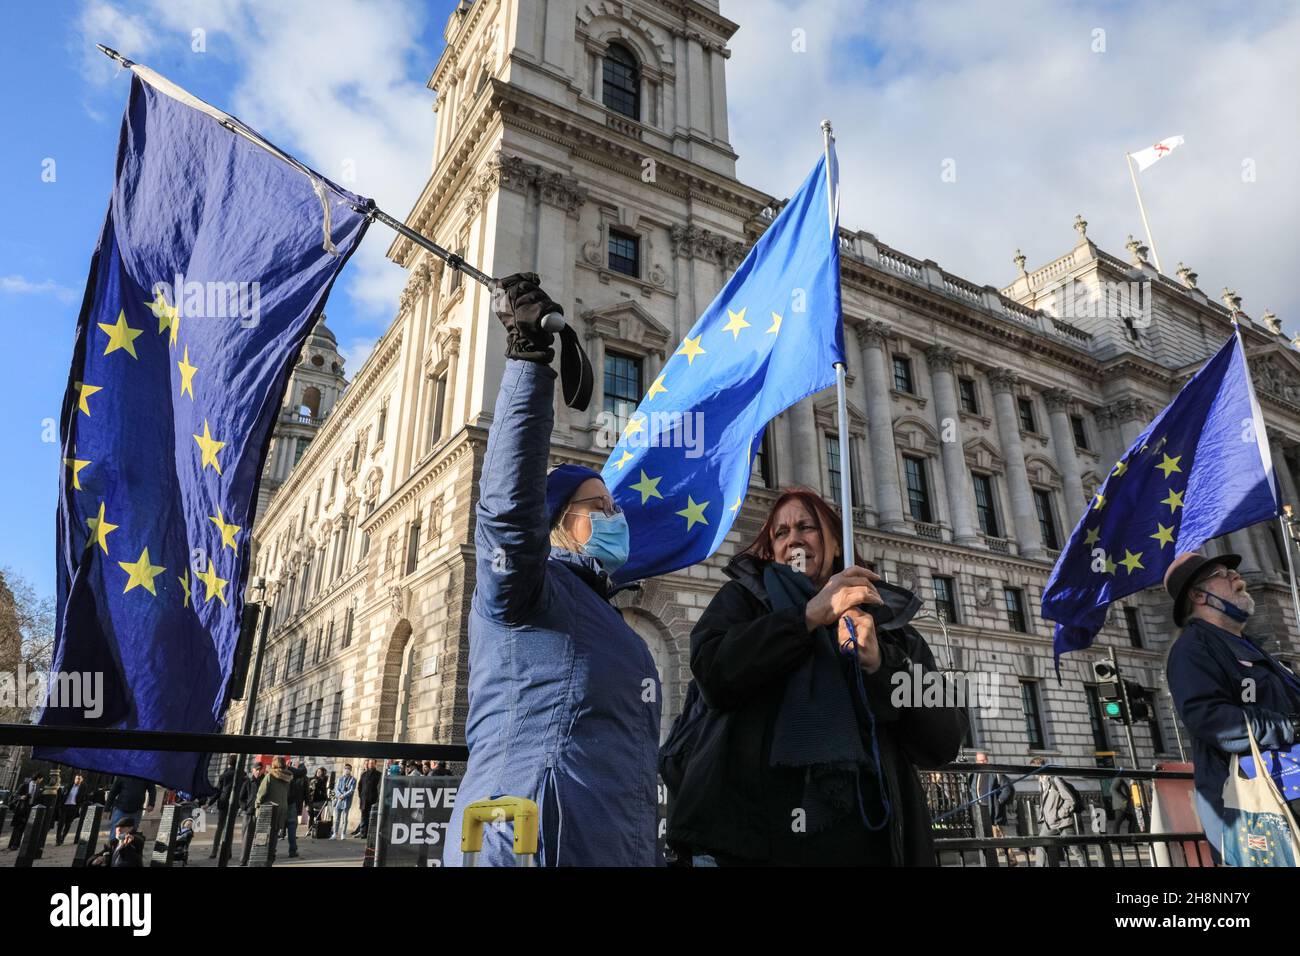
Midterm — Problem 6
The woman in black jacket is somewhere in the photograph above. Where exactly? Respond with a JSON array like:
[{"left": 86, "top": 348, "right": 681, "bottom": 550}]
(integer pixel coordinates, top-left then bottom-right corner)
[{"left": 666, "top": 488, "right": 966, "bottom": 866}]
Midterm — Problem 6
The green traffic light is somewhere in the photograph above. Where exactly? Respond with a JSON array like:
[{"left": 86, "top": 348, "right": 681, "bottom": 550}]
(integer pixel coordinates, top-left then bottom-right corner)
[{"left": 1103, "top": 701, "right": 1123, "bottom": 717}]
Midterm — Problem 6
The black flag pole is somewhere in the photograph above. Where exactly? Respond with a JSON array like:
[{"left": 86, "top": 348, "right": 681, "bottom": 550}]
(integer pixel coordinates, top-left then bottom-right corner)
[
  {"left": 95, "top": 43, "right": 593, "bottom": 411},
  {"left": 94, "top": 44, "right": 563, "bottom": 329}
]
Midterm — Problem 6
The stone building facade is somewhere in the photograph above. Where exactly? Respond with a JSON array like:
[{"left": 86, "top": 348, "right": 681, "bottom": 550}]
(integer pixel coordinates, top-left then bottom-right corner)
[{"left": 224, "top": 0, "right": 1300, "bottom": 776}]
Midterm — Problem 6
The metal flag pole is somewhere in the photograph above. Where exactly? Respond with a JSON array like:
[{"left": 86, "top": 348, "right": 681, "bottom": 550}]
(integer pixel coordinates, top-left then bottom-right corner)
[
  {"left": 1124, "top": 152, "right": 1164, "bottom": 274},
  {"left": 95, "top": 44, "right": 563, "bottom": 331},
  {"left": 822, "top": 120, "right": 855, "bottom": 567}
]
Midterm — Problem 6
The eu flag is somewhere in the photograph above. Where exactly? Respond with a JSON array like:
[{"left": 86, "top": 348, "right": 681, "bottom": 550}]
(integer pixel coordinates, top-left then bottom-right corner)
[
  {"left": 1042, "top": 330, "right": 1278, "bottom": 665},
  {"left": 37, "top": 69, "right": 371, "bottom": 793},
  {"left": 602, "top": 149, "right": 844, "bottom": 582}
]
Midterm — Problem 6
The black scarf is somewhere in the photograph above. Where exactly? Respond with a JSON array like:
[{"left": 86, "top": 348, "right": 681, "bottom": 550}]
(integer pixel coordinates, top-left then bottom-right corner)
[{"left": 763, "top": 562, "right": 884, "bottom": 832}]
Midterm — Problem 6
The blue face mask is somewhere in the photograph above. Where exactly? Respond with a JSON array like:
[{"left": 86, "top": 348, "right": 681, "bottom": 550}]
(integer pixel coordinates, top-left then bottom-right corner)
[{"left": 583, "top": 511, "right": 630, "bottom": 574}]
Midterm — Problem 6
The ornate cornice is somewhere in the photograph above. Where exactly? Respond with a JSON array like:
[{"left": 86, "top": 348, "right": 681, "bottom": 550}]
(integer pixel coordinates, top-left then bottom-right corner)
[{"left": 669, "top": 223, "right": 746, "bottom": 266}]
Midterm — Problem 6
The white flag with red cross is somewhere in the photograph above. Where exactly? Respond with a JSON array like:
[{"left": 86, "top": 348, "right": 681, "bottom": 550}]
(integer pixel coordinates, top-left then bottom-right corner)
[{"left": 1130, "top": 135, "right": 1186, "bottom": 172}]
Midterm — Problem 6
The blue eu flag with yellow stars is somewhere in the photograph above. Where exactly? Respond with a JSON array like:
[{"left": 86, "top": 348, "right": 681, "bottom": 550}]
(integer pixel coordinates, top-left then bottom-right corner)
[
  {"left": 602, "top": 148, "right": 844, "bottom": 583},
  {"left": 37, "top": 68, "right": 371, "bottom": 792},
  {"left": 1042, "top": 330, "right": 1278, "bottom": 667}
]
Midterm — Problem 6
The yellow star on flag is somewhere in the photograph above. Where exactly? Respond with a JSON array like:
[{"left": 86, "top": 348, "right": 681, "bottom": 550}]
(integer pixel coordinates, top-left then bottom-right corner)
[
  {"left": 721, "top": 307, "right": 750, "bottom": 339},
  {"left": 729, "top": 497, "right": 743, "bottom": 513},
  {"left": 98, "top": 309, "right": 143, "bottom": 359},
  {"left": 84, "top": 501, "right": 118, "bottom": 555},
  {"left": 1112, "top": 460, "right": 1128, "bottom": 478},
  {"left": 1119, "top": 548, "right": 1145, "bottom": 574},
  {"left": 1151, "top": 523, "right": 1175, "bottom": 548},
  {"left": 146, "top": 290, "right": 180, "bottom": 346},
  {"left": 195, "top": 558, "right": 229, "bottom": 606},
  {"left": 118, "top": 547, "right": 166, "bottom": 595},
  {"left": 766, "top": 312, "right": 782, "bottom": 335},
  {"left": 1156, "top": 453, "right": 1183, "bottom": 479},
  {"left": 208, "top": 506, "right": 241, "bottom": 552},
  {"left": 629, "top": 469, "right": 663, "bottom": 505},
  {"left": 1092, "top": 493, "right": 1105, "bottom": 511},
  {"left": 194, "top": 420, "right": 227, "bottom": 474},
  {"left": 178, "top": 570, "right": 192, "bottom": 608},
  {"left": 611, "top": 450, "right": 634, "bottom": 470},
  {"left": 1162, "top": 488, "right": 1184, "bottom": 513},
  {"left": 1102, "top": 553, "right": 1117, "bottom": 575},
  {"left": 64, "top": 455, "right": 90, "bottom": 491},
  {"left": 178, "top": 345, "right": 199, "bottom": 399},
  {"left": 1084, "top": 527, "right": 1100, "bottom": 546},
  {"left": 676, "top": 495, "right": 709, "bottom": 531},
  {"left": 676, "top": 335, "right": 706, "bottom": 365},
  {"left": 622, "top": 414, "right": 646, "bottom": 440},
  {"left": 74, "top": 382, "right": 103, "bottom": 417},
  {"left": 646, "top": 375, "right": 668, "bottom": 401}
]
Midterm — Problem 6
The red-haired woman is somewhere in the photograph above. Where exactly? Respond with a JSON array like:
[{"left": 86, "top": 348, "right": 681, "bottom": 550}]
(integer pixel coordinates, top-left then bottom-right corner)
[{"left": 665, "top": 487, "right": 965, "bottom": 866}]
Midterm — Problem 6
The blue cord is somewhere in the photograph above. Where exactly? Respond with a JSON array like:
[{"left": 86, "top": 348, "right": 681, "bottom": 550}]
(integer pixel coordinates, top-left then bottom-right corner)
[{"left": 841, "top": 614, "right": 892, "bottom": 831}]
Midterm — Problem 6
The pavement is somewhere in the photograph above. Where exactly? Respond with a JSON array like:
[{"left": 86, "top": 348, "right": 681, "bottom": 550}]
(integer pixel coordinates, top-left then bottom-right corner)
[{"left": 3, "top": 803, "right": 368, "bottom": 867}]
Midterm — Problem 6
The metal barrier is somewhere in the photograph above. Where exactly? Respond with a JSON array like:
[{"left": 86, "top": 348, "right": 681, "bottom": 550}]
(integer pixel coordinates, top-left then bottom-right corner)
[{"left": 927, "top": 761, "right": 1214, "bottom": 867}]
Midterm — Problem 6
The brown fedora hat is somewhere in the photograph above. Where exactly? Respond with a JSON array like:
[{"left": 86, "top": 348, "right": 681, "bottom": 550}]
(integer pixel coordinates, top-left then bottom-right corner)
[{"left": 1164, "top": 551, "right": 1242, "bottom": 627}]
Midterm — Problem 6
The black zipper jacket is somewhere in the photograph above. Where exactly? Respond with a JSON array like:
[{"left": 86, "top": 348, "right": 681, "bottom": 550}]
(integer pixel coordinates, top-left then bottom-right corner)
[{"left": 666, "top": 554, "right": 966, "bottom": 865}]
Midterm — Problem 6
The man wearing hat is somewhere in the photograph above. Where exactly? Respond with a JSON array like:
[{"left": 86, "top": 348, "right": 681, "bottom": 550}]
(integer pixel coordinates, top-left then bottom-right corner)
[
  {"left": 442, "top": 273, "right": 662, "bottom": 866},
  {"left": 1164, "top": 551, "right": 1300, "bottom": 861}
]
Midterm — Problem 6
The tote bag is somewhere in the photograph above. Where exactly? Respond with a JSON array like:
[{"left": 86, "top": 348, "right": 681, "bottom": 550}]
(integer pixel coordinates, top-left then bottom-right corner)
[{"left": 1221, "top": 723, "right": 1300, "bottom": 867}]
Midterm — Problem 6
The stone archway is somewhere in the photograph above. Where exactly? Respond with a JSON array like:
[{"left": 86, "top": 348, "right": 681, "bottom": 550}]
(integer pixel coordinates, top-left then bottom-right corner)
[{"left": 374, "top": 618, "right": 413, "bottom": 743}]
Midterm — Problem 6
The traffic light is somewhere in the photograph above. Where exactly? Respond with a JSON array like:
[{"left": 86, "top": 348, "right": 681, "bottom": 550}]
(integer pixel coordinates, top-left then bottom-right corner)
[
  {"left": 1124, "top": 681, "right": 1152, "bottom": 722},
  {"left": 1093, "top": 661, "right": 1126, "bottom": 722}
]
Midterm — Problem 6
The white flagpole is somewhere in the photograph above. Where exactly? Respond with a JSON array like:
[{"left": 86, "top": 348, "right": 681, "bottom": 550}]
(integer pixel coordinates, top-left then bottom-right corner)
[
  {"left": 822, "top": 119, "right": 855, "bottom": 568},
  {"left": 1125, "top": 152, "right": 1164, "bottom": 274}
]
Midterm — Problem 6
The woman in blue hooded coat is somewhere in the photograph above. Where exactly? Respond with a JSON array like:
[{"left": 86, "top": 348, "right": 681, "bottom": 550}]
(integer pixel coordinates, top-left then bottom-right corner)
[{"left": 444, "top": 273, "right": 661, "bottom": 866}]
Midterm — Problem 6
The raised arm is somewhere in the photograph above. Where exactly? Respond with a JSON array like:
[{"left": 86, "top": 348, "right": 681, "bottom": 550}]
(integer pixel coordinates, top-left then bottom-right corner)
[{"left": 473, "top": 273, "right": 562, "bottom": 625}]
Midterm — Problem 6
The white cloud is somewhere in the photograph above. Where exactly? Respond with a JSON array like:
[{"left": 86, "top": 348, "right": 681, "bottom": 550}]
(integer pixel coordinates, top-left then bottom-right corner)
[
  {"left": 337, "top": 335, "right": 377, "bottom": 378},
  {"left": 138, "top": 0, "right": 439, "bottom": 324},
  {"left": 1, "top": 275, "right": 79, "bottom": 304},
  {"left": 77, "top": 0, "right": 155, "bottom": 84},
  {"left": 723, "top": 0, "right": 1300, "bottom": 339}
]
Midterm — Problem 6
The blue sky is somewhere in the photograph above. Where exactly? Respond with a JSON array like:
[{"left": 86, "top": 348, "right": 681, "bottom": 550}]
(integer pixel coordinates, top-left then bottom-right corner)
[{"left": 4, "top": 0, "right": 1298, "bottom": 602}]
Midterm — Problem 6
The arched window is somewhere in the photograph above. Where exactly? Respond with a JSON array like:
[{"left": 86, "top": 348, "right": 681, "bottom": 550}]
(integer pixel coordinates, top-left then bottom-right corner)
[
  {"left": 602, "top": 42, "right": 640, "bottom": 120},
  {"left": 301, "top": 386, "right": 321, "bottom": 419}
]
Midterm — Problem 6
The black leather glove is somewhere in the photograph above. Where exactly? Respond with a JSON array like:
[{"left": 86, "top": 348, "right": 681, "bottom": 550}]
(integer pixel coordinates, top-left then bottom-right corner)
[{"left": 494, "top": 272, "right": 560, "bottom": 364}]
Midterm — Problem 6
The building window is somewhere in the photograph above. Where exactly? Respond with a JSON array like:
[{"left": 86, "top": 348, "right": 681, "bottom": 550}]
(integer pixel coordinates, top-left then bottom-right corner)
[
  {"left": 294, "top": 437, "right": 311, "bottom": 466},
  {"left": 377, "top": 405, "right": 387, "bottom": 442},
  {"left": 313, "top": 628, "right": 323, "bottom": 664},
  {"left": 1017, "top": 397, "right": 1036, "bottom": 433},
  {"left": 933, "top": 575, "right": 959, "bottom": 625},
  {"left": 1071, "top": 414, "right": 1089, "bottom": 450},
  {"left": 342, "top": 606, "right": 354, "bottom": 648},
  {"left": 351, "top": 439, "right": 361, "bottom": 474},
  {"left": 608, "top": 229, "right": 640, "bottom": 277},
  {"left": 449, "top": 247, "right": 465, "bottom": 292},
  {"left": 972, "top": 473, "right": 1000, "bottom": 538},
  {"left": 325, "top": 619, "right": 335, "bottom": 659},
  {"left": 1033, "top": 489, "right": 1060, "bottom": 550},
  {"left": 1004, "top": 587, "right": 1028, "bottom": 632},
  {"left": 427, "top": 370, "right": 448, "bottom": 451},
  {"left": 1020, "top": 679, "right": 1046, "bottom": 750},
  {"left": 958, "top": 376, "right": 979, "bottom": 414},
  {"left": 825, "top": 434, "right": 859, "bottom": 506},
  {"left": 903, "top": 456, "right": 932, "bottom": 523},
  {"left": 331, "top": 692, "right": 344, "bottom": 738},
  {"left": 1123, "top": 607, "right": 1143, "bottom": 648},
  {"left": 603, "top": 351, "right": 643, "bottom": 433},
  {"left": 405, "top": 520, "right": 421, "bottom": 576},
  {"left": 892, "top": 355, "right": 914, "bottom": 394},
  {"left": 1085, "top": 685, "right": 1110, "bottom": 752},
  {"left": 296, "top": 637, "right": 308, "bottom": 675},
  {"left": 1149, "top": 704, "right": 1168, "bottom": 755},
  {"left": 752, "top": 427, "right": 773, "bottom": 488},
  {"left": 602, "top": 42, "right": 640, "bottom": 120}
]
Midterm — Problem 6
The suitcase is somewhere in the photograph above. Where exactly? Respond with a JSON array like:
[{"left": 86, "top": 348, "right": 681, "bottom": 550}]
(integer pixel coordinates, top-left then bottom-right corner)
[
  {"left": 460, "top": 796, "right": 538, "bottom": 867},
  {"left": 314, "top": 818, "right": 332, "bottom": 839}
]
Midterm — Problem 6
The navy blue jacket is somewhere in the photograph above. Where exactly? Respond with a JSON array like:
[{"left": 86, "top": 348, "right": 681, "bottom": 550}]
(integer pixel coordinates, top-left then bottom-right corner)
[
  {"left": 444, "top": 359, "right": 661, "bottom": 866},
  {"left": 1166, "top": 618, "right": 1300, "bottom": 857}
]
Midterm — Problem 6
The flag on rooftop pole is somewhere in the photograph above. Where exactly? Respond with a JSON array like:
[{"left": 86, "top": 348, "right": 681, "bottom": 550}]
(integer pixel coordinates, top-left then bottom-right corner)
[
  {"left": 38, "top": 59, "right": 371, "bottom": 793},
  {"left": 1130, "top": 135, "right": 1186, "bottom": 172},
  {"left": 1124, "top": 134, "right": 1184, "bottom": 274},
  {"left": 1041, "top": 328, "right": 1278, "bottom": 672},
  {"left": 601, "top": 142, "right": 845, "bottom": 583}
]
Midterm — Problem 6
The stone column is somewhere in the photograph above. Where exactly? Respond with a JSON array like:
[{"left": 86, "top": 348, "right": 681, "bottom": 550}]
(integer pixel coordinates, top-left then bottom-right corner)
[
  {"left": 856, "top": 321, "right": 907, "bottom": 532},
  {"left": 775, "top": 410, "right": 795, "bottom": 489},
  {"left": 925, "top": 346, "right": 981, "bottom": 546},
  {"left": 792, "top": 399, "right": 821, "bottom": 490},
  {"left": 1269, "top": 429, "right": 1300, "bottom": 507},
  {"left": 989, "top": 368, "right": 1045, "bottom": 559},
  {"left": 1043, "top": 387, "right": 1088, "bottom": 527}
]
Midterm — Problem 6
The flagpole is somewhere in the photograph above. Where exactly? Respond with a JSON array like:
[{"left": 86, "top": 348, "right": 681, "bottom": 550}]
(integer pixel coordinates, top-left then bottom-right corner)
[
  {"left": 1125, "top": 152, "right": 1164, "bottom": 274},
  {"left": 821, "top": 119, "right": 855, "bottom": 568}
]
